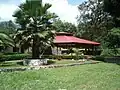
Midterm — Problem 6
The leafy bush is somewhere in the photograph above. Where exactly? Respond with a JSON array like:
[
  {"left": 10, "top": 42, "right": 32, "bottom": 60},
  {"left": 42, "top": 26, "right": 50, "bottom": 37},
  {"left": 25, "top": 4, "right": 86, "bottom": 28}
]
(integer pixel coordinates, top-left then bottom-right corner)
[
  {"left": 72, "top": 48, "right": 84, "bottom": 60},
  {"left": 92, "top": 55, "right": 105, "bottom": 61},
  {"left": 47, "top": 60, "right": 55, "bottom": 65},
  {"left": 3, "top": 52, "right": 22, "bottom": 55},
  {"left": 101, "top": 48, "right": 118, "bottom": 56},
  {"left": 0, "top": 54, "right": 31, "bottom": 62},
  {"left": 42, "top": 55, "right": 84, "bottom": 60}
]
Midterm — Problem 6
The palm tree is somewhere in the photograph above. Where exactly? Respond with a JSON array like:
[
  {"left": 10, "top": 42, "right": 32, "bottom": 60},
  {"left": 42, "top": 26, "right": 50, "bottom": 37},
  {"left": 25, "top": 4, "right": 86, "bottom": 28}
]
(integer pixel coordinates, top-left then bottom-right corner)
[
  {"left": 0, "top": 33, "right": 14, "bottom": 48},
  {"left": 13, "top": 0, "right": 57, "bottom": 58},
  {"left": 11, "top": 30, "right": 32, "bottom": 53}
]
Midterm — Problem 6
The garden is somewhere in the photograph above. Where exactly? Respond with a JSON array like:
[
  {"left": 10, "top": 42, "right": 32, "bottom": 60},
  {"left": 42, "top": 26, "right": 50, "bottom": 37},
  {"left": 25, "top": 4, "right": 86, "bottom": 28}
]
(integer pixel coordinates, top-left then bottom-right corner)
[{"left": 0, "top": 0, "right": 120, "bottom": 90}]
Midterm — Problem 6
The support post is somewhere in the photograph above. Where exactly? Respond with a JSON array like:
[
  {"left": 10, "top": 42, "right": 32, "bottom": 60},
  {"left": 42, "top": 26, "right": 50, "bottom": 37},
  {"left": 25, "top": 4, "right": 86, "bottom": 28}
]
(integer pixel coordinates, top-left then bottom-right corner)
[{"left": 92, "top": 45, "right": 95, "bottom": 56}]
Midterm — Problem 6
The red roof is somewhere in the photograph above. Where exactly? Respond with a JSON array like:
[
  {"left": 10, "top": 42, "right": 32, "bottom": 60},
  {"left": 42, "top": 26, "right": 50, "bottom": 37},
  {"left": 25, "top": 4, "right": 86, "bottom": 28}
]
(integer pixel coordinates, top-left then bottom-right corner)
[{"left": 54, "top": 35, "right": 100, "bottom": 46}]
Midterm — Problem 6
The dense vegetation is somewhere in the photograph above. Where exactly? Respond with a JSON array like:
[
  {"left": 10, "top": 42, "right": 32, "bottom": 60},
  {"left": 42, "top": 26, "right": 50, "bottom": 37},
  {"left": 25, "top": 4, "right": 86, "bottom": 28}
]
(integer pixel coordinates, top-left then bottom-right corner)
[
  {"left": 0, "top": 0, "right": 120, "bottom": 58},
  {"left": 0, "top": 53, "right": 31, "bottom": 62}
]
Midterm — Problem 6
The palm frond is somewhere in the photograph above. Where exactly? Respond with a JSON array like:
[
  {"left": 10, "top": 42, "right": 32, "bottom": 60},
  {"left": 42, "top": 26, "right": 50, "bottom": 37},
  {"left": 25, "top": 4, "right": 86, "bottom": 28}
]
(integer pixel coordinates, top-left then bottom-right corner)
[{"left": 0, "top": 33, "right": 14, "bottom": 47}]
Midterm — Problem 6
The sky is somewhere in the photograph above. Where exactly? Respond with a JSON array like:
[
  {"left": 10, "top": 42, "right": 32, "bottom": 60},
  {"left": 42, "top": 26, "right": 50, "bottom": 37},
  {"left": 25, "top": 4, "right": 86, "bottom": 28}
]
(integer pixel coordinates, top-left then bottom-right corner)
[{"left": 0, "top": 0, "right": 86, "bottom": 24}]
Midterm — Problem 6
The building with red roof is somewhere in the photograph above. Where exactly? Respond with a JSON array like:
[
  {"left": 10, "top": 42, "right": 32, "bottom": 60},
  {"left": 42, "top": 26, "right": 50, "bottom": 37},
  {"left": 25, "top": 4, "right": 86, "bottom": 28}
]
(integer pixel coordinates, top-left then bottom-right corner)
[
  {"left": 52, "top": 32, "right": 100, "bottom": 55},
  {"left": 54, "top": 32, "right": 100, "bottom": 47}
]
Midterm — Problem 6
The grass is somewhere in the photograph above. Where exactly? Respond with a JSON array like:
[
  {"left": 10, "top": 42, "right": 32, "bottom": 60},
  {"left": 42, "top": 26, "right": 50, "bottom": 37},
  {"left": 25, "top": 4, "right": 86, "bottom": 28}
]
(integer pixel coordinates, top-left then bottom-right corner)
[
  {"left": 47, "top": 59, "right": 83, "bottom": 65},
  {"left": 51, "top": 60, "right": 95, "bottom": 65},
  {"left": 0, "top": 63, "right": 120, "bottom": 90}
]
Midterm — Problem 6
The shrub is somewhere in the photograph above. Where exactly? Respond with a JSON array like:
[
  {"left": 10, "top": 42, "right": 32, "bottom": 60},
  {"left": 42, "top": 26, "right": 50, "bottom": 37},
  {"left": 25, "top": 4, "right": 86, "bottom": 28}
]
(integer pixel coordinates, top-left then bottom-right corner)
[
  {"left": 0, "top": 54, "right": 31, "bottom": 62},
  {"left": 3, "top": 52, "right": 22, "bottom": 55},
  {"left": 47, "top": 60, "right": 56, "bottom": 65},
  {"left": 92, "top": 55, "right": 105, "bottom": 61},
  {"left": 101, "top": 48, "right": 117, "bottom": 56},
  {"left": 42, "top": 55, "right": 84, "bottom": 60}
]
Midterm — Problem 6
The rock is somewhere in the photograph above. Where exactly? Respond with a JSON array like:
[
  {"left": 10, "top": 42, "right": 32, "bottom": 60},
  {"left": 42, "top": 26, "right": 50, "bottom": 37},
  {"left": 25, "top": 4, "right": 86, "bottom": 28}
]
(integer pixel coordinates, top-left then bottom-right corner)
[{"left": 23, "top": 59, "right": 48, "bottom": 66}]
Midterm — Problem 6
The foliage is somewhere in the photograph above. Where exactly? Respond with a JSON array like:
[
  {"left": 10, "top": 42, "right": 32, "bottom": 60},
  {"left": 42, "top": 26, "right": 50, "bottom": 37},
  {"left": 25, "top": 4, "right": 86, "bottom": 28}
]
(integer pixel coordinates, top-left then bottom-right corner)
[
  {"left": 104, "top": 0, "right": 120, "bottom": 17},
  {"left": 77, "top": 0, "right": 114, "bottom": 41},
  {"left": 0, "top": 63, "right": 120, "bottom": 90},
  {"left": 13, "top": 0, "right": 57, "bottom": 58},
  {"left": 0, "top": 53, "right": 31, "bottom": 62},
  {"left": 11, "top": 30, "right": 30, "bottom": 53},
  {"left": 101, "top": 48, "right": 117, "bottom": 56},
  {"left": 92, "top": 55, "right": 105, "bottom": 61},
  {"left": 0, "top": 21, "right": 16, "bottom": 51},
  {"left": 104, "top": 0, "right": 120, "bottom": 27},
  {"left": 105, "top": 28, "right": 120, "bottom": 50},
  {"left": 47, "top": 60, "right": 55, "bottom": 65},
  {"left": 42, "top": 55, "right": 84, "bottom": 60},
  {"left": 0, "top": 33, "right": 14, "bottom": 47},
  {"left": 72, "top": 48, "right": 83, "bottom": 60},
  {"left": 103, "top": 0, "right": 120, "bottom": 55},
  {"left": 3, "top": 52, "right": 22, "bottom": 55},
  {"left": 53, "top": 19, "right": 77, "bottom": 34}
]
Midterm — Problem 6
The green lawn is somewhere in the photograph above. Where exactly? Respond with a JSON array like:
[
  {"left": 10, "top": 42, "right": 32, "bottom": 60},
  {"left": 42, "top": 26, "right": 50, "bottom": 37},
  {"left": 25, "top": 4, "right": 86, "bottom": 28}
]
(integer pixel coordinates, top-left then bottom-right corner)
[
  {"left": 0, "top": 63, "right": 120, "bottom": 90},
  {"left": 51, "top": 60, "right": 85, "bottom": 65}
]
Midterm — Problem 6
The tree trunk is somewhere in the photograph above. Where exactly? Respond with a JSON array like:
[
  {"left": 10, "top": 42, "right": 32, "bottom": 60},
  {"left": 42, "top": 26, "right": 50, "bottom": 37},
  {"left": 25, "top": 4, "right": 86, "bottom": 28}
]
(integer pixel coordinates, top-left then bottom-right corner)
[
  {"left": 13, "top": 45, "right": 18, "bottom": 52},
  {"left": 20, "top": 46, "right": 24, "bottom": 53},
  {"left": 32, "top": 37, "right": 39, "bottom": 59}
]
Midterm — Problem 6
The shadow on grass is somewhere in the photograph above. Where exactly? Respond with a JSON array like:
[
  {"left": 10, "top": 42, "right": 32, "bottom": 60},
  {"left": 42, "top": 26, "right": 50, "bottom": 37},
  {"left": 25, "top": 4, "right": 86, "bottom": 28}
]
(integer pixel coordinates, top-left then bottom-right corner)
[{"left": 0, "top": 61, "right": 23, "bottom": 67}]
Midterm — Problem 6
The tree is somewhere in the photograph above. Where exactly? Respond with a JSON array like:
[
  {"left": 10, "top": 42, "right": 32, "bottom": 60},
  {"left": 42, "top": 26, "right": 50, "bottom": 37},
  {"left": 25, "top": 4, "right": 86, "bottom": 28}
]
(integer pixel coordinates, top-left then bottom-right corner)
[
  {"left": 77, "top": 0, "right": 114, "bottom": 41},
  {"left": 101, "top": 28, "right": 120, "bottom": 55},
  {"left": 104, "top": 0, "right": 120, "bottom": 17},
  {"left": 0, "top": 33, "right": 14, "bottom": 48},
  {"left": 105, "top": 28, "right": 120, "bottom": 49},
  {"left": 104, "top": 0, "right": 120, "bottom": 27},
  {"left": 13, "top": 0, "right": 57, "bottom": 58},
  {"left": 103, "top": 0, "right": 120, "bottom": 54},
  {"left": 53, "top": 19, "right": 77, "bottom": 34}
]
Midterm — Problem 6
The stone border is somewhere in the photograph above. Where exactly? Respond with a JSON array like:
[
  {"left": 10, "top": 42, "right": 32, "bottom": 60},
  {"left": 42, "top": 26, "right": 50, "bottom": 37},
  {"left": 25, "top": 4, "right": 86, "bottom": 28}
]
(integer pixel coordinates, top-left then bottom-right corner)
[{"left": 0, "top": 61, "right": 100, "bottom": 73}]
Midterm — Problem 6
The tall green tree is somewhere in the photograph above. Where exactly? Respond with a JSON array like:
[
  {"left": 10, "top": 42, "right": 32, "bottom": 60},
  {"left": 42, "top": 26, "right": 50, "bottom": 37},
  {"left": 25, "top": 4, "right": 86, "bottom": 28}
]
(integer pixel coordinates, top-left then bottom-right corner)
[
  {"left": 105, "top": 28, "right": 120, "bottom": 48},
  {"left": 77, "top": 0, "right": 114, "bottom": 41},
  {"left": 104, "top": 0, "right": 120, "bottom": 17},
  {"left": 104, "top": 0, "right": 120, "bottom": 27},
  {"left": 13, "top": 0, "right": 57, "bottom": 58},
  {"left": 53, "top": 19, "right": 77, "bottom": 34},
  {"left": 103, "top": 0, "right": 120, "bottom": 52}
]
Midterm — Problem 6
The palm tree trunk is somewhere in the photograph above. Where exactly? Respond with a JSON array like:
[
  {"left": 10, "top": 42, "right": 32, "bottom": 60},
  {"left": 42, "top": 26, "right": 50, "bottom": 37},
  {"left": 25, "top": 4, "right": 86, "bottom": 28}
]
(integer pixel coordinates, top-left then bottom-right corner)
[
  {"left": 32, "top": 37, "right": 39, "bottom": 59},
  {"left": 13, "top": 44, "right": 17, "bottom": 52},
  {"left": 20, "top": 46, "right": 24, "bottom": 53}
]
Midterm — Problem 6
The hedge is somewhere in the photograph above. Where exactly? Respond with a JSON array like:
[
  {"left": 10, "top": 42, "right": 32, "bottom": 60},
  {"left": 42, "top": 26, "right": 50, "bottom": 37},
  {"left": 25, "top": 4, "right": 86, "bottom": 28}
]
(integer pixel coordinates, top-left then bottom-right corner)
[
  {"left": 0, "top": 54, "right": 31, "bottom": 62},
  {"left": 0, "top": 54, "right": 84, "bottom": 62},
  {"left": 3, "top": 52, "right": 22, "bottom": 55},
  {"left": 42, "top": 55, "right": 85, "bottom": 60},
  {"left": 91, "top": 55, "right": 105, "bottom": 61}
]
